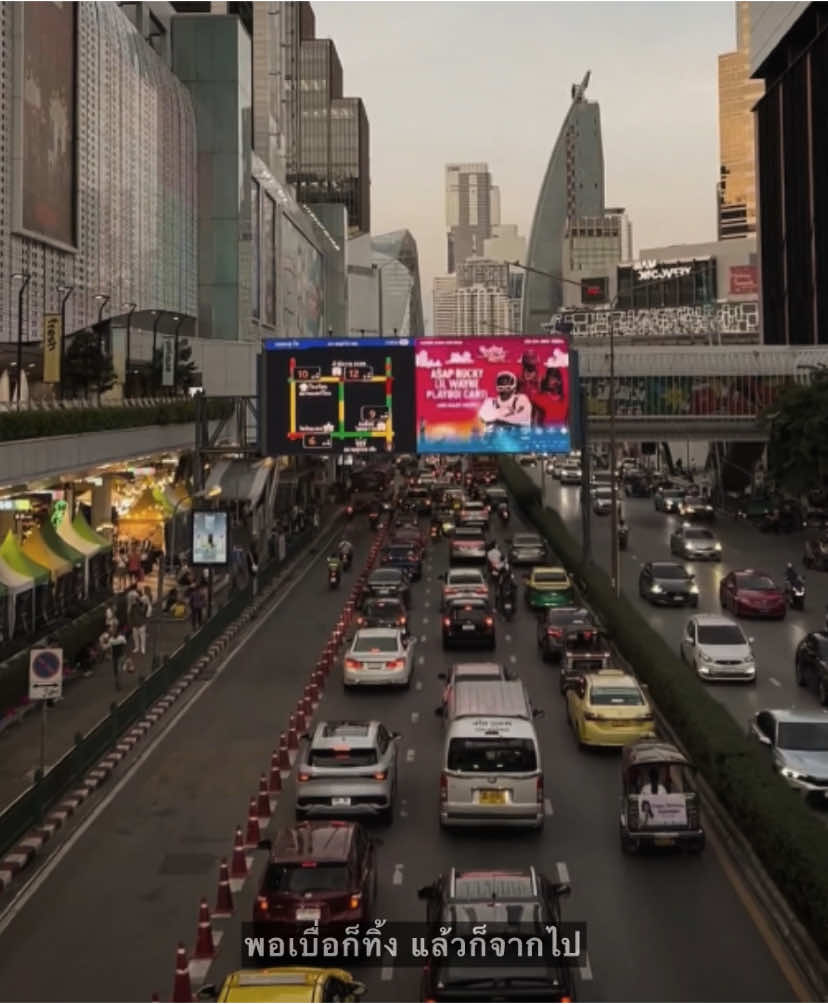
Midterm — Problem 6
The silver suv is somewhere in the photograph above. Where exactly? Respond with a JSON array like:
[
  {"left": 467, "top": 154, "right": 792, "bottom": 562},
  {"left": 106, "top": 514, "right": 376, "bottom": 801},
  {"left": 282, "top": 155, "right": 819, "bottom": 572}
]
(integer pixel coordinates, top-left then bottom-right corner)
[{"left": 296, "top": 720, "right": 401, "bottom": 823}]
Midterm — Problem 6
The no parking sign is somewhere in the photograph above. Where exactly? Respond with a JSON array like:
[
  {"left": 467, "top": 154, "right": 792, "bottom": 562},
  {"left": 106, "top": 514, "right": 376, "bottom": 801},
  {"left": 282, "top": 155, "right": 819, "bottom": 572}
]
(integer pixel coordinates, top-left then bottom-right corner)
[{"left": 29, "top": 648, "right": 63, "bottom": 701}]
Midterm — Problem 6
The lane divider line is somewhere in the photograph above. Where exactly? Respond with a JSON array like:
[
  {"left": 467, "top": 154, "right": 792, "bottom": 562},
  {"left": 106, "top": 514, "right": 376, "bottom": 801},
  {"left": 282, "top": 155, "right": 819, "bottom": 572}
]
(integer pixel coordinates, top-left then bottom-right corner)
[
  {"left": 579, "top": 952, "right": 594, "bottom": 981},
  {"left": 392, "top": 864, "right": 404, "bottom": 885},
  {"left": 556, "top": 861, "right": 570, "bottom": 884},
  {"left": 544, "top": 798, "right": 554, "bottom": 817}
]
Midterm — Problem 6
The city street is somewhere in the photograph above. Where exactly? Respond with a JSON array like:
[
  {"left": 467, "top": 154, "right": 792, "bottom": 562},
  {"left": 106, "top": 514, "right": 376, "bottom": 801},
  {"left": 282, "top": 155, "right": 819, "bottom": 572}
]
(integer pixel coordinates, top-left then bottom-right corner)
[{"left": 0, "top": 500, "right": 799, "bottom": 1002}]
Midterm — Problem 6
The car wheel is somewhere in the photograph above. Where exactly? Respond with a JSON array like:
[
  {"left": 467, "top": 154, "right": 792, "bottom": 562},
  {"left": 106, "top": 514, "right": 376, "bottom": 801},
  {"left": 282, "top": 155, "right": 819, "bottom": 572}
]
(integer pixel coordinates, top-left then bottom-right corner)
[
  {"left": 689, "top": 834, "right": 706, "bottom": 854},
  {"left": 819, "top": 679, "right": 828, "bottom": 707}
]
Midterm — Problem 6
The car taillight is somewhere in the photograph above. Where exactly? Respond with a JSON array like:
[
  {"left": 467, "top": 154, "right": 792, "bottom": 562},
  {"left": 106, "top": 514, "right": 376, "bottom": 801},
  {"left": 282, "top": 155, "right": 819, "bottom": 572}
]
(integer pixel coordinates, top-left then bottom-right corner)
[
  {"left": 345, "top": 658, "right": 362, "bottom": 670},
  {"left": 386, "top": 659, "right": 404, "bottom": 669},
  {"left": 443, "top": 617, "right": 450, "bottom": 628},
  {"left": 349, "top": 893, "right": 362, "bottom": 910},
  {"left": 255, "top": 895, "right": 269, "bottom": 918},
  {"left": 357, "top": 617, "right": 365, "bottom": 626},
  {"left": 440, "top": 772, "right": 447, "bottom": 803},
  {"left": 548, "top": 628, "right": 562, "bottom": 638},
  {"left": 537, "top": 774, "right": 544, "bottom": 804},
  {"left": 399, "top": 616, "right": 407, "bottom": 625},
  {"left": 373, "top": 771, "right": 387, "bottom": 781},
  {"left": 298, "top": 772, "right": 310, "bottom": 782},
  {"left": 484, "top": 616, "right": 494, "bottom": 627}
]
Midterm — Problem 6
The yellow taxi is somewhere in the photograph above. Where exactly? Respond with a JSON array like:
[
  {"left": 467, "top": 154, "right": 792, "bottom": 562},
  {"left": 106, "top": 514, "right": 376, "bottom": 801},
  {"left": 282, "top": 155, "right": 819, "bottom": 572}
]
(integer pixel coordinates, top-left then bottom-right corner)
[
  {"left": 564, "top": 668, "right": 656, "bottom": 748},
  {"left": 204, "top": 968, "right": 366, "bottom": 1002}
]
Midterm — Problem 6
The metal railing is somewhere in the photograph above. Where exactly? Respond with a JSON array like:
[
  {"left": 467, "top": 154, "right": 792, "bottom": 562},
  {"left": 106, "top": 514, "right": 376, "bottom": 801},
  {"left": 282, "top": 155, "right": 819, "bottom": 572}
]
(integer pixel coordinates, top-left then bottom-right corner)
[{"left": 0, "top": 394, "right": 187, "bottom": 413}]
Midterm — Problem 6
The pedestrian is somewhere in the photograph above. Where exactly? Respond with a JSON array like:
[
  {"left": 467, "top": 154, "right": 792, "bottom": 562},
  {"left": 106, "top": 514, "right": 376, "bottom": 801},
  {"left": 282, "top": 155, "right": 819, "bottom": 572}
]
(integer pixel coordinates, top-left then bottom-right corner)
[
  {"left": 127, "top": 544, "right": 141, "bottom": 583},
  {"left": 105, "top": 605, "right": 118, "bottom": 634},
  {"left": 101, "top": 626, "right": 128, "bottom": 689},
  {"left": 126, "top": 580, "right": 141, "bottom": 616},
  {"left": 190, "top": 581, "right": 205, "bottom": 630},
  {"left": 129, "top": 586, "right": 148, "bottom": 655}
]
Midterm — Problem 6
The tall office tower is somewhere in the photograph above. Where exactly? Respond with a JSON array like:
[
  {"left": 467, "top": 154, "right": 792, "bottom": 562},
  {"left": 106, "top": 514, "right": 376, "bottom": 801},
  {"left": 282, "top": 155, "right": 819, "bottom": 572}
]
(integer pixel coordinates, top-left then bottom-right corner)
[
  {"left": 445, "top": 163, "right": 498, "bottom": 272},
  {"left": 432, "top": 275, "right": 458, "bottom": 336},
  {"left": 522, "top": 72, "right": 605, "bottom": 333},
  {"left": 717, "top": 2, "right": 765, "bottom": 239},
  {"left": 483, "top": 224, "right": 527, "bottom": 265},
  {"left": 288, "top": 12, "right": 370, "bottom": 235},
  {"left": 456, "top": 285, "right": 512, "bottom": 336}
]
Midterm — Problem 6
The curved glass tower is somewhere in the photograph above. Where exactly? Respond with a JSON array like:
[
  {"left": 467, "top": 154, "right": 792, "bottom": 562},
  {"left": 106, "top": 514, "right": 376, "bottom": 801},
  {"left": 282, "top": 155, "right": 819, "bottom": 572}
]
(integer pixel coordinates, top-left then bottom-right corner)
[
  {"left": 522, "top": 72, "right": 605, "bottom": 334},
  {"left": 371, "top": 230, "right": 425, "bottom": 337}
]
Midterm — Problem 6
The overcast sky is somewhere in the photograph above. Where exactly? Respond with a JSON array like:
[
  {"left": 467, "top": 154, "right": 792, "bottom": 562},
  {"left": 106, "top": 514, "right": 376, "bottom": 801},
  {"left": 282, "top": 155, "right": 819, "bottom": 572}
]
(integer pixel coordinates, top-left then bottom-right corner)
[{"left": 314, "top": 1, "right": 738, "bottom": 332}]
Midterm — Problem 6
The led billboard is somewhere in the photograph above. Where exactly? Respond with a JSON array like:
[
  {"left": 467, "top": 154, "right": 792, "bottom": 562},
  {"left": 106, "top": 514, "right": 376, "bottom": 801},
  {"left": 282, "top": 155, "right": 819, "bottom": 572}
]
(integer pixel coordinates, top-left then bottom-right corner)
[
  {"left": 262, "top": 339, "right": 417, "bottom": 456},
  {"left": 414, "top": 337, "right": 571, "bottom": 454}
]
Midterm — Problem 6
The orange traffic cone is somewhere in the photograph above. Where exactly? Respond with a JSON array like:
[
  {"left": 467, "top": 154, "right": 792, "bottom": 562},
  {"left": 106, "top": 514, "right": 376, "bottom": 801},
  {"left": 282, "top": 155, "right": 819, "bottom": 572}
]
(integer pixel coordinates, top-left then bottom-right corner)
[
  {"left": 193, "top": 898, "right": 216, "bottom": 960},
  {"left": 256, "top": 774, "right": 271, "bottom": 818},
  {"left": 214, "top": 859, "right": 234, "bottom": 917},
  {"left": 278, "top": 737, "right": 291, "bottom": 771},
  {"left": 294, "top": 705, "right": 306, "bottom": 733},
  {"left": 230, "top": 827, "right": 249, "bottom": 878},
  {"left": 171, "top": 943, "right": 192, "bottom": 1002},
  {"left": 245, "top": 798, "right": 261, "bottom": 847},
  {"left": 268, "top": 751, "right": 282, "bottom": 794}
]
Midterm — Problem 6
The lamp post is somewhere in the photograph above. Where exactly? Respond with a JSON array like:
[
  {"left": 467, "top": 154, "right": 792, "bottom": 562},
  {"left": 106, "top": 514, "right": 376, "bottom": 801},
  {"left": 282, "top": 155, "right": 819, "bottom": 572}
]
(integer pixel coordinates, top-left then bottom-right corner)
[
  {"left": 11, "top": 272, "right": 31, "bottom": 409},
  {"left": 123, "top": 302, "right": 137, "bottom": 397},
  {"left": 57, "top": 284, "right": 75, "bottom": 401},
  {"left": 159, "top": 485, "right": 222, "bottom": 603},
  {"left": 172, "top": 314, "right": 184, "bottom": 393},
  {"left": 151, "top": 310, "right": 165, "bottom": 393}
]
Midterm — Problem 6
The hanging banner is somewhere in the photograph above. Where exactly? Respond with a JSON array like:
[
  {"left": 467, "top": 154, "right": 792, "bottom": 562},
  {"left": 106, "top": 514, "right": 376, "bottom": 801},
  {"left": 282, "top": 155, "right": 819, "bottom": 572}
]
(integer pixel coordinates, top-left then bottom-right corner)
[
  {"left": 161, "top": 334, "right": 175, "bottom": 387},
  {"left": 43, "top": 313, "right": 62, "bottom": 383}
]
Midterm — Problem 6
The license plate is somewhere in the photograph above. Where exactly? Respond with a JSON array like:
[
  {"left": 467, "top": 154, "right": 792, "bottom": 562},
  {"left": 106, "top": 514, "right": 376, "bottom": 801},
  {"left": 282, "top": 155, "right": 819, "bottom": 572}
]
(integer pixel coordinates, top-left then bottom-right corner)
[
  {"left": 331, "top": 796, "right": 351, "bottom": 806},
  {"left": 462, "top": 623, "right": 476, "bottom": 631},
  {"left": 296, "top": 908, "right": 321, "bottom": 921},
  {"left": 479, "top": 790, "right": 506, "bottom": 805},
  {"left": 653, "top": 837, "right": 675, "bottom": 847}
]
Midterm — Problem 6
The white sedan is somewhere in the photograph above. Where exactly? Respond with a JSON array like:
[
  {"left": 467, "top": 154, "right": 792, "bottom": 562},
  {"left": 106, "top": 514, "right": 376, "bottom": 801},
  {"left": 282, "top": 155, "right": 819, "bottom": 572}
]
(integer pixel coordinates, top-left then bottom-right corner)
[
  {"left": 679, "top": 614, "right": 756, "bottom": 682},
  {"left": 343, "top": 628, "right": 415, "bottom": 688},
  {"left": 440, "top": 568, "right": 489, "bottom": 609}
]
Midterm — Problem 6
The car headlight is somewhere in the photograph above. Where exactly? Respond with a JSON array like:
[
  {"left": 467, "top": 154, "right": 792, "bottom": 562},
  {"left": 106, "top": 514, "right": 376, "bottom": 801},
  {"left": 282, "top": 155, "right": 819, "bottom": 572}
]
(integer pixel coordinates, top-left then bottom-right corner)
[
  {"left": 781, "top": 767, "right": 805, "bottom": 780},
  {"left": 699, "top": 650, "right": 713, "bottom": 662},
  {"left": 650, "top": 584, "right": 664, "bottom": 594},
  {"left": 714, "top": 542, "right": 722, "bottom": 550},
  {"left": 689, "top": 584, "right": 699, "bottom": 594}
]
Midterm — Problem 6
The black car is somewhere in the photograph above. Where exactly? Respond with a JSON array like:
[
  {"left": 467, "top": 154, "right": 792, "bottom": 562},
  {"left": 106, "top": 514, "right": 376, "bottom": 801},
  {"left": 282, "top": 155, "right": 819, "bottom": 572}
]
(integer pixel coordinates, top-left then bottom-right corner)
[
  {"left": 509, "top": 532, "right": 548, "bottom": 567},
  {"left": 442, "top": 596, "right": 496, "bottom": 650},
  {"left": 364, "top": 568, "right": 412, "bottom": 608},
  {"left": 417, "top": 867, "right": 577, "bottom": 1003},
  {"left": 624, "top": 473, "right": 652, "bottom": 498},
  {"left": 654, "top": 487, "right": 685, "bottom": 514},
  {"left": 638, "top": 561, "right": 699, "bottom": 607},
  {"left": 483, "top": 487, "right": 509, "bottom": 508},
  {"left": 356, "top": 596, "right": 409, "bottom": 636},
  {"left": 795, "top": 632, "right": 828, "bottom": 705},
  {"left": 536, "top": 606, "right": 594, "bottom": 661},
  {"left": 380, "top": 543, "right": 423, "bottom": 581},
  {"left": 405, "top": 487, "right": 432, "bottom": 514}
]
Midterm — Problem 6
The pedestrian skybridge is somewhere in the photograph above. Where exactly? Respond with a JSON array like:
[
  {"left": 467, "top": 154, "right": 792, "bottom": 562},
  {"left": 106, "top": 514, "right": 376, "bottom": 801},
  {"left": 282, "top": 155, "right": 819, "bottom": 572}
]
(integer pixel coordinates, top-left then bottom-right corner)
[{"left": 579, "top": 345, "right": 828, "bottom": 441}]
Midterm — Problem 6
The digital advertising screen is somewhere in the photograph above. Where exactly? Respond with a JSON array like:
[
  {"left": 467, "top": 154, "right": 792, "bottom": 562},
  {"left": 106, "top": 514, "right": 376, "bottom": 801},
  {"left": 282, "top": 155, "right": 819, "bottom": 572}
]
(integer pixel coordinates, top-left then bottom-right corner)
[
  {"left": 263, "top": 339, "right": 417, "bottom": 456},
  {"left": 192, "top": 510, "right": 229, "bottom": 566},
  {"left": 414, "top": 336, "right": 571, "bottom": 455}
]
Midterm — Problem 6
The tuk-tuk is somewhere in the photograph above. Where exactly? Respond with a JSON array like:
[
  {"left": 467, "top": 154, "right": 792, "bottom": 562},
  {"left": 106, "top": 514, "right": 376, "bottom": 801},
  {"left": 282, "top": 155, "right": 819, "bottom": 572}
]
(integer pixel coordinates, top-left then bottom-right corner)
[
  {"left": 619, "top": 740, "right": 705, "bottom": 854},
  {"left": 559, "top": 625, "right": 612, "bottom": 693}
]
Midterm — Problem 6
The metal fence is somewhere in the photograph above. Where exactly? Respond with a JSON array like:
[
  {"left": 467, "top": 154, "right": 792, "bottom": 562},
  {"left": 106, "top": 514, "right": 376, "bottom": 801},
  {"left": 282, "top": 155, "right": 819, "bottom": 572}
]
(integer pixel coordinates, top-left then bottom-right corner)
[{"left": 0, "top": 526, "right": 318, "bottom": 860}]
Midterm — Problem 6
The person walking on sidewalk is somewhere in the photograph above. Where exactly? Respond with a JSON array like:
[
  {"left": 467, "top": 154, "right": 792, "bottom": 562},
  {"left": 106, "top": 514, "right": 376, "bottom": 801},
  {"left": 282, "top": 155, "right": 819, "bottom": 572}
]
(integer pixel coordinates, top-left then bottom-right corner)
[
  {"left": 129, "top": 588, "right": 149, "bottom": 655},
  {"left": 190, "top": 580, "right": 206, "bottom": 630},
  {"left": 101, "top": 625, "right": 128, "bottom": 689}
]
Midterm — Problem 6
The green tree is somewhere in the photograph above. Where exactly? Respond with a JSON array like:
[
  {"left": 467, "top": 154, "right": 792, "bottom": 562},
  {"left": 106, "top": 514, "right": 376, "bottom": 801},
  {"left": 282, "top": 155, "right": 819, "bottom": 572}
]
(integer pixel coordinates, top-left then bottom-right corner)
[
  {"left": 764, "top": 370, "right": 828, "bottom": 496},
  {"left": 63, "top": 328, "right": 116, "bottom": 400},
  {"left": 151, "top": 337, "right": 198, "bottom": 392}
]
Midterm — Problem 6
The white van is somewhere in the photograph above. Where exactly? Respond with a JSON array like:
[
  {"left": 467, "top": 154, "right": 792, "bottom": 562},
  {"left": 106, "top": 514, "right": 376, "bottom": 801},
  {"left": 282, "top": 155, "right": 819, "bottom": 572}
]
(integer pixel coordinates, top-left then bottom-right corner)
[{"left": 439, "top": 681, "right": 544, "bottom": 830}]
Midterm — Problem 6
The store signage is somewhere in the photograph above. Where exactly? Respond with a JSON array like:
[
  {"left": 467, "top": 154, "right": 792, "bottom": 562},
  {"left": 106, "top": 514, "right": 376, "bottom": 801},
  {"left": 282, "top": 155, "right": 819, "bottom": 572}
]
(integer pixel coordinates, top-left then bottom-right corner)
[
  {"left": 634, "top": 260, "right": 693, "bottom": 281},
  {"left": 729, "top": 265, "right": 758, "bottom": 295},
  {"left": 42, "top": 314, "right": 62, "bottom": 383},
  {"left": 0, "top": 499, "right": 32, "bottom": 511},
  {"left": 580, "top": 277, "right": 608, "bottom": 304}
]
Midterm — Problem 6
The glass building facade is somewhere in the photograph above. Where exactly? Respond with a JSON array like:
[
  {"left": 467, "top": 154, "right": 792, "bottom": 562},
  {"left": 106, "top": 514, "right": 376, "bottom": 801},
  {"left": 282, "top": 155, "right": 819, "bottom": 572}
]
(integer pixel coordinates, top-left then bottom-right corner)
[
  {"left": 328, "top": 98, "right": 370, "bottom": 238},
  {"left": 369, "top": 230, "right": 425, "bottom": 337},
  {"left": 522, "top": 73, "right": 605, "bottom": 334}
]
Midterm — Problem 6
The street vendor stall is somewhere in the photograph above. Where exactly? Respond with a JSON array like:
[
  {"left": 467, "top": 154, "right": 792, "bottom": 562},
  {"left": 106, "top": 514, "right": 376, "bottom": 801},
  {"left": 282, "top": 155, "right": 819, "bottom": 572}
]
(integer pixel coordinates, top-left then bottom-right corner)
[
  {"left": 0, "top": 531, "right": 52, "bottom": 627},
  {"left": 71, "top": 512, "right": 112, "bottom": 595},
  {"left": 22, "top": 525, "right": 74, "bottom": 615},
  {"left": 40, "top": 519, "right": 85, "bottom": 604},
  {"left": 0, "top": 546, "right": 36, "bottom": 639},
  {"left": 117, "top": 486, "right": 170, "bottom": 551}
]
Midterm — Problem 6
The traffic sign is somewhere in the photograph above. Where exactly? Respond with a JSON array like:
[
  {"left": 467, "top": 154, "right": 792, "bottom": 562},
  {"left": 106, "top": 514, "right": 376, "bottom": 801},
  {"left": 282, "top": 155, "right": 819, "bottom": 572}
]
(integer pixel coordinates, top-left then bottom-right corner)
[{"left": 29, "top": 648, "right": 63, "bottom": 701}]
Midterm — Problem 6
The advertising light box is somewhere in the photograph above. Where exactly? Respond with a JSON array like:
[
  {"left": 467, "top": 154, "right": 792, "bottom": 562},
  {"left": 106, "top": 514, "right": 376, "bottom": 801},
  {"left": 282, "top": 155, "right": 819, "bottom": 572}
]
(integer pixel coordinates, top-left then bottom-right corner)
[
  {"left": 192, "top": 510, "right": 229, "bottom": 566},
  {"left": 263, "top": 339, "right": 417, "bottom": 456},
  {"left": 414, "top": 337, "right": 571, "bottom": 455}
]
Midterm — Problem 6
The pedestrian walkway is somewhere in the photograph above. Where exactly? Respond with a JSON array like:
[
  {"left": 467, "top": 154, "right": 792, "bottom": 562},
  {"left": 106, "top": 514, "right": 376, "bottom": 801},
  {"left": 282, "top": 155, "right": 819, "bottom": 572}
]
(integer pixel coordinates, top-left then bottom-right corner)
[{"left": 0, "top": 572, "right": 228, "bottom": 812}]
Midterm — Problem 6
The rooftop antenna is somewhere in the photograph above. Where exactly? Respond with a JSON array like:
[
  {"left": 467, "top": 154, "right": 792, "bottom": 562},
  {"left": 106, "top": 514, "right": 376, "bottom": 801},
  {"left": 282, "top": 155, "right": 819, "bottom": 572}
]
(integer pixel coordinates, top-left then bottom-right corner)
[{"left": 571, "top": 70, "right": 591, "bottom": 101}]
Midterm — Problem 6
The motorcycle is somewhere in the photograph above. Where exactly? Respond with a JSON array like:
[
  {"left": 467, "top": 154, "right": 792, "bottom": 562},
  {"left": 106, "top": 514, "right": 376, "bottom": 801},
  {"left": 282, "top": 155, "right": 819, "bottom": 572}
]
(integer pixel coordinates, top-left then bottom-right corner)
[
  {"left": 328, "top": 564, "right": 341, "bottom": 589},
  {"left": 784, "top": 576, "right": 806, "bottom": 610},
  {"left": 345, "top": 504, "right": 355, "bottom": 520},
  {"left": 340, "top": 550, "right": 353, "bottom": 572},
  {"left": 368, "top": 509, "right": 380, "bottom": 530},
  {"left": 430, "top": 522, "right": 441, "bottom": 540},
  {"left": 500, "top": 594, "right": 515, "bottom": 621},
  {"left": 618, "top": 523, "right": 629, "bottom": 551}
]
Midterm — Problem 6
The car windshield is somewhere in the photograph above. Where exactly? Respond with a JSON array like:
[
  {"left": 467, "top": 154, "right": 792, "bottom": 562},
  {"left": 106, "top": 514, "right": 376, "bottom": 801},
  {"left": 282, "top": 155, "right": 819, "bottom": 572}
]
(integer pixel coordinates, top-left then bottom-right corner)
[
  {"left": 449, "top": 572, "right": 484, "bottom": 585},
  {"left": 450, "top": 603, "right": 488, "bottom": 619},
  {"left": 363, "top": 601, "right": 403, "bottom": 617},
  {"left": 534, "top": 571, "right": 568, "bottom": 585},
  {"left": 589, "top": 686, "right": 644, "bottom": 706},
  {"left": 436, "top": 970, "right": 562, "bottom": 991},
  {"left": 653, "top": 565, "right": 688, "bottom": 579},
  {"left": 738, "top": 575, "right": 776, "bottom": 591},
  {"left": 308, "top": 747, "right": 378, "bottom": 767},
  {"left": 264, "top": 862, "right": 350, "bottom": 893},
  {"left": 352, "top": 635, "right": 398, "bottom": 654},
  {"left": 685, "top": 529, "right": 715, "bottom": 540},
  {"left": 447, "top": 738, "right": 538, "bottom": 772},
  {"left": 777, "top": 723, "right": 828, "bottom": 751},
  {"left": 697, "top": 625, "right": 745, "bottom": 645}
]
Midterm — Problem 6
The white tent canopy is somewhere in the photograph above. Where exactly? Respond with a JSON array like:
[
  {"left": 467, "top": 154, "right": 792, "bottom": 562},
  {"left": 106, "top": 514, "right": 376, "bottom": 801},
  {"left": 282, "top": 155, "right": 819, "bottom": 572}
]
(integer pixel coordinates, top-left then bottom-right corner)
[{"left": 0, "top": 559, "right": 34, "bottom": 638}]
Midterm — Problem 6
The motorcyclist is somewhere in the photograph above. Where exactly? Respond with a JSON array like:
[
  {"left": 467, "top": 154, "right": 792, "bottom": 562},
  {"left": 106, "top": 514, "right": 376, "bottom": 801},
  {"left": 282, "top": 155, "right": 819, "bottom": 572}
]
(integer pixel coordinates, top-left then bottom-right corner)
[
  {"left": 338, "top": 539, "right": 354, "bottom": 567},
  {"left": 486, "top": 539, "right": 504, "bottom": 579},
  {"left": 784, "top": 562, "right": 801, "bottom": 588},
  {"left": 498, "top": 563, "right": 517, "bottom": 609},
  {"left": 327, "top": 553, "right": 342, "bottom": 581}
]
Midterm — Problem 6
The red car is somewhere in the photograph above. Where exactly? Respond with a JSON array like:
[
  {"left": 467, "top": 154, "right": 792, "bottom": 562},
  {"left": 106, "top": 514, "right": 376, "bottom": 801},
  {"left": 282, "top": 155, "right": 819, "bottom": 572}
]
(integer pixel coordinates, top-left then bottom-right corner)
[
  {"left": 255, "top": 821, "right": 378, "bottom": 929},
  {"left": 719, "top": 570, "right": 786, "bottom": 619}
]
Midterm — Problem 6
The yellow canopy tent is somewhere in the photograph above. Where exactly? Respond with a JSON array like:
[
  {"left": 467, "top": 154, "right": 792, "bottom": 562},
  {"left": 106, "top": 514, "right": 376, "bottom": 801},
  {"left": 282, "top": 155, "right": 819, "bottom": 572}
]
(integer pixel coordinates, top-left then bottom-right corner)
[
  {"left": 22, "top": 526, "right": 72, "bottom": 582},
  {"left": 118, "top": 487, "right": 169, "bottom": 549}
]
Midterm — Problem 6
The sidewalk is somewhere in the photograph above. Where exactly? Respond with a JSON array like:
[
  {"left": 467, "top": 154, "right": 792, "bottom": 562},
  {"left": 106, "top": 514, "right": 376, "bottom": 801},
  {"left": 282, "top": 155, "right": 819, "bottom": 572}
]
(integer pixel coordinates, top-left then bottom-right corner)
[{"left": 0, "top": 571, "right": 229, "bottom": 812}]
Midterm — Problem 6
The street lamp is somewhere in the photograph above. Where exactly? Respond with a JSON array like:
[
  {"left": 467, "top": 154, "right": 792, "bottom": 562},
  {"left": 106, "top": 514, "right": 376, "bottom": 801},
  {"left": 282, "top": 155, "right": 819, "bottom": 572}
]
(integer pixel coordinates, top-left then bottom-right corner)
[
  {"left": 159, "top": 484, "right": 222, "bottom": 602},
  {"left": 57, "top": 284, "right": 75, "bottom": 401},
  {"left": 371, "top": 261, "right": 394, "bottom": 336},
  {"left": 123, "top": 302, "right": 137, "bottom": 397},
  {"left": 151, "top": 310, "right": 166, "bottom": 393},
  {"left": 11, "top": 272, "right": 31, "bottom": 409}
]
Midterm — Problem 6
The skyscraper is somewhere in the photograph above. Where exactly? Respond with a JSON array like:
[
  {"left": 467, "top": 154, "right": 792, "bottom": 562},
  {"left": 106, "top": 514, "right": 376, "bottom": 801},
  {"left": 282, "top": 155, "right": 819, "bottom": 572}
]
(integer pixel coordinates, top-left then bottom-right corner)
[
  {"left": 717, "top": 2, "right": 765, "bottom": 240},
  {"left": 432, "top": 275, "right": 458, "bottom": 336},
  {"left": 522, "top": 72, "right": 605, "bottom": 333},
  {"left": 445, "top": 163, "right": 498, "bottom": 272}
]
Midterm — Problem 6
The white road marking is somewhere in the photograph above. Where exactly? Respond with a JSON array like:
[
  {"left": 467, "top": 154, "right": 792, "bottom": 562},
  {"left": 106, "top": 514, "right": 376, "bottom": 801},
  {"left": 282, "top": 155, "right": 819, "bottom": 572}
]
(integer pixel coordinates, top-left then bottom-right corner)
[
  {"left": 415, "top": 680, "right": 423, "bottom": 691},
  {"left": 505, "top": 634, "right": 512, "bottom": 643},
  {"left": 422, "top": 616, "right": 429, "bottom": 625},
  {"left": 417, "top": 655, "right": 425, "bottom": 665},
  {"left": 381, "top": 965, "right": 394, "bottom": 981},
  {"left": 544, "top": 798, "right": 554, "bottom": 816},
  {"left": 406, "top": 748, "right": 416, "bottom": 763},
  {"left": 579, "top": 952, "right": 593, "bottom": 981},
  {"left": 556, "top": 861, "right": 570, "bottom": 883},
  {"left": 424, "top": 601, "right": 431, "bottom": 610},
  {"left": 0, "top": 521, "right": 344, "bottom": 937},
  {"left": 631, "top": 553, "right": 638, "bottom": 561},
  {"left": 509, "top": 654, "right": 517, "bottom": 664},
  {"left": 420, "top": 634, "right": 427, "bottom": 643},
  {"left": 392, "top": 864, "right": 404, "bottom": 885},
  {"left": 770, "top": 677, "right": 781, "bottom": 688},
  {"left": 411, "top": 711, "right": 420, "bottom": 724}
]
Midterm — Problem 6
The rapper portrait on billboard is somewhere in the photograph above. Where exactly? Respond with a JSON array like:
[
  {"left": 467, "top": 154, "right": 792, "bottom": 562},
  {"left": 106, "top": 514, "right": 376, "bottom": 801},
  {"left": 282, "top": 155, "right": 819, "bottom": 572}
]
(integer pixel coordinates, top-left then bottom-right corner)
[{"left": 414, "top": 337, "right": 571, "bottom": 455}]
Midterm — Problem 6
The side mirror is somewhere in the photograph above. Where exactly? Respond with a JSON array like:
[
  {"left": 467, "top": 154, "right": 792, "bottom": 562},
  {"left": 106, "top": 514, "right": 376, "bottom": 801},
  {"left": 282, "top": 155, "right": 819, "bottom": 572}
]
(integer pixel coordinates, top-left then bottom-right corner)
[
  {"left": 532, "top": 708, "right": 545, "bottom": 719},
  {"left": 417, "top": 884, "right": 437, "bottom": 900},
  {"left": 434, "top": 705, "right": 445, "bottom": 717},
  {"left": 257, "top": 837, "right": 272, "bottom": 851},
  {"left": 300, "top": 732, "right": 309, "bottom": 741},
  {"left": 197, "top": 986, "right": 218, "bottom": 1002},
  {"left": 437, "top": 672, "right": 447, "bottom": 680},
  {"left": 552, "top": 881, "right": 571, "bottom": 897},
  {"left": 349, "top": 982, "right": 367, "bottom": 999},
  {"left": 438, "top": 572, "right": 446, "bottom": 581},
  {"left": 752, "top": 727, "right": 771, "bottom": 746}
]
